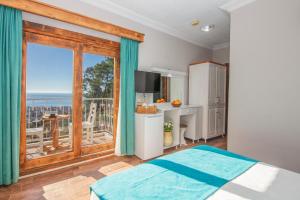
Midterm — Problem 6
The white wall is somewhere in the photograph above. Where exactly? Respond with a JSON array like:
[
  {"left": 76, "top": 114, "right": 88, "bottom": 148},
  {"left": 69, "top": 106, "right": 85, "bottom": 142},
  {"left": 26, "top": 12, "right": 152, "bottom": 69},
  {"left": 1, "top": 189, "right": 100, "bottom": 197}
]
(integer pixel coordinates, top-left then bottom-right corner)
[
  {"left": 24, "top": 0, "right": 212, "bottom": 72},
  {"left": 228, "top": 0, "right": 300, "bottom": 172},
  {"left": 212, "top": 47, "right": 230, "bottom": 64}
]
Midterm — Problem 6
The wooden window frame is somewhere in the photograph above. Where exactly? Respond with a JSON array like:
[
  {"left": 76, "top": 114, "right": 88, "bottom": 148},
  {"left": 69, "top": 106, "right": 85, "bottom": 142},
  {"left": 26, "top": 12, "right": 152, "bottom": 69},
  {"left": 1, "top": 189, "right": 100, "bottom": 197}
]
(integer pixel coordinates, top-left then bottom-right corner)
[
  {"left": 20, "top": 21, "right": 120, "bottom": 172},
  {"left": 0, "top": 0, "right": 144, "bottom": 42}
]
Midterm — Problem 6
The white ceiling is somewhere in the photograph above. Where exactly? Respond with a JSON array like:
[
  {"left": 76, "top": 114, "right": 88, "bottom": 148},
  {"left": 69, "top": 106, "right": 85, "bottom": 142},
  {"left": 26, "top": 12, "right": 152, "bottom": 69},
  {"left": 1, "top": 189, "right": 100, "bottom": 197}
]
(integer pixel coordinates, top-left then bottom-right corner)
[{"left": 79, "top": 0, "right": 254, "bottom": 49}]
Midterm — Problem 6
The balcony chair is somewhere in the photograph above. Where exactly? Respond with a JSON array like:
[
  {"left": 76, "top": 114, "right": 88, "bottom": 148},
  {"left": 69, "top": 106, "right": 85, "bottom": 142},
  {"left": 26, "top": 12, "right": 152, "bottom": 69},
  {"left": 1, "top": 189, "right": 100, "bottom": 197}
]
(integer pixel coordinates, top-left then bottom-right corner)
[
  {"left": 26, "top": 127, "right": 44, "bottom": 154},
  {"left": 69, "top": 102, "right": 97, "bottom": 145}
]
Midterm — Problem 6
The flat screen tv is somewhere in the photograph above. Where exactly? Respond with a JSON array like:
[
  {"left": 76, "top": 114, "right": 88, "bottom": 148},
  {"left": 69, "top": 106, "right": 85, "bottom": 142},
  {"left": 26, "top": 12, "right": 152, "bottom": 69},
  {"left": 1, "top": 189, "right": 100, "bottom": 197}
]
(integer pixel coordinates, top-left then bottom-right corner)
[{"left": 135, "top": 71, "right": 161, "bottom": 93}]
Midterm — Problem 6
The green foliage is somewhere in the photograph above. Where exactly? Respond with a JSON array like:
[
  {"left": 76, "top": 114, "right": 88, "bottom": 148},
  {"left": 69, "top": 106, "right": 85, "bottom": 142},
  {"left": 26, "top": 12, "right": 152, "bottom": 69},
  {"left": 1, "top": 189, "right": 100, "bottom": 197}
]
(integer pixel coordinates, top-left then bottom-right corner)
[
  {"left": 83, "top": 57, "right": 114, "bottom": 98},
  {"left": 164, "top": 121, "right": 173, "bottom": 132}
]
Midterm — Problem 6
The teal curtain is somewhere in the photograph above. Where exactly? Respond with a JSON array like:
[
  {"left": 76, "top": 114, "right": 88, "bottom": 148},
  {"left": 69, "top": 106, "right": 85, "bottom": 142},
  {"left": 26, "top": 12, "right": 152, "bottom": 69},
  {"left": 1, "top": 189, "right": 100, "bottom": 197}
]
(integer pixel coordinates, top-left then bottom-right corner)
[
  {"left": 0, "top": 6, "right": 22, "bottom": 185},
  {"left": 120, "top": 38, "right": 139, "bottom": 155}
]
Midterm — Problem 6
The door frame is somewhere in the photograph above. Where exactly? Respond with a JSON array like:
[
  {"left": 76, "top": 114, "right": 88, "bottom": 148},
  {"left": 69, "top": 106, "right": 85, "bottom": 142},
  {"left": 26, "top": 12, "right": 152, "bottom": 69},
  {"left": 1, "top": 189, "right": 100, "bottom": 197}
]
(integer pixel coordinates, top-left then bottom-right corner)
[
  {"left": 80, "top": 47, "right": 120, "bottom": 156},
  {"left": 20, "top": 21, "right": 120, "bottom": 172}
]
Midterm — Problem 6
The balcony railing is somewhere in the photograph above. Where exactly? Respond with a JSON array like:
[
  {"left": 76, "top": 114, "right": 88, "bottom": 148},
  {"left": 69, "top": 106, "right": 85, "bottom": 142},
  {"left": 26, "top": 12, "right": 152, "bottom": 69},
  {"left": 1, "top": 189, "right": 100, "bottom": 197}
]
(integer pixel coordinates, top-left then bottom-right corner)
[{"left": 26, "top": 97, "right": 113, "bottom": 144}]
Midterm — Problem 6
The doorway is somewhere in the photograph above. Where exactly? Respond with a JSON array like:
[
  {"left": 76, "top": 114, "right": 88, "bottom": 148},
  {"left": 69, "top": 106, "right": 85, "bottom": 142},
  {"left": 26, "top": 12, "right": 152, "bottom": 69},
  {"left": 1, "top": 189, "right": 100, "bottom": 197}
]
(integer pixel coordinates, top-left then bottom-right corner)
[{"left": 20, "top": 21, "right": 120, "bottom": 172}]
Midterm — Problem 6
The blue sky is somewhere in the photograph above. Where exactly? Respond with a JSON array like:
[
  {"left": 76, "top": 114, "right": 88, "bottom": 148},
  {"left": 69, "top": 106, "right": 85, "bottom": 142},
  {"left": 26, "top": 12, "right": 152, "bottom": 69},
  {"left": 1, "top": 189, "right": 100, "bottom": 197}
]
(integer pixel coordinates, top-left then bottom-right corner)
[{"left": 27, "top": 43, "right": 106, "bottom": 93}]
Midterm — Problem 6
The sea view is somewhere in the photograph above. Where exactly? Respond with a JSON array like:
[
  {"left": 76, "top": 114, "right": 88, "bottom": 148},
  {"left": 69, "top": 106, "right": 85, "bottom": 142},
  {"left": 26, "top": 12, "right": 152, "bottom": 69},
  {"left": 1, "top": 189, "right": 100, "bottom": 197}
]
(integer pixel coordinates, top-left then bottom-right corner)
[
  {"left": 26, "top": 93, "right": 114, "bottom": 132},
  {"left": 27, "top": 92, "right": 72, "bottom": 107}
]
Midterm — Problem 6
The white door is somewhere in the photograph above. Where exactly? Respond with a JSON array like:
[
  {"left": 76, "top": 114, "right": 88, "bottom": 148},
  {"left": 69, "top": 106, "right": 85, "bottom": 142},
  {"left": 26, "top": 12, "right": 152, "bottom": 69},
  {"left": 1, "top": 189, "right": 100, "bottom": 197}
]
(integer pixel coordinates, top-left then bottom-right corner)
[
  {"left": 216, "top": 108, "right": 225, "bottom": 135},
  {"left": 189, "top": 66, "right": 201, "bottom": 105},
  {"left": 216, "top": 66, "right": 226, "bottom": 106},
  {"left": 208, "top": 108, "right": 216, "bottom": 137},
  {"left": 208, "top": 65, "right": 217, "bottom": 106}
]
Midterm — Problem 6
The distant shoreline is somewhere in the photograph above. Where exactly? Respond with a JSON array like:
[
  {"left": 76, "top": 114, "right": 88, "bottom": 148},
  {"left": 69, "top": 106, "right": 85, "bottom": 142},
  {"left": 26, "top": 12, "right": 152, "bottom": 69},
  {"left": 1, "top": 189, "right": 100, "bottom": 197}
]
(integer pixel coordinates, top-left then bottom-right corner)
[
  {"left": 27, "top": 92, "right": 72, "bottom": 94},
  {"left": 27, "top": 92, "right": 72, "bottom": 107}
]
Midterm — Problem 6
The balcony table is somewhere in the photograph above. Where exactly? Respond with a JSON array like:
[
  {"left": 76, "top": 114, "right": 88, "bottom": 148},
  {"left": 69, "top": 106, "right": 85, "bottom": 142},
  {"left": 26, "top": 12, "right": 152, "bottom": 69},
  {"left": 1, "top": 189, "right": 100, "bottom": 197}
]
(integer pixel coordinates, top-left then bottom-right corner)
[{"left": 42, "top": 114, "right": 70, "bottom": 149}]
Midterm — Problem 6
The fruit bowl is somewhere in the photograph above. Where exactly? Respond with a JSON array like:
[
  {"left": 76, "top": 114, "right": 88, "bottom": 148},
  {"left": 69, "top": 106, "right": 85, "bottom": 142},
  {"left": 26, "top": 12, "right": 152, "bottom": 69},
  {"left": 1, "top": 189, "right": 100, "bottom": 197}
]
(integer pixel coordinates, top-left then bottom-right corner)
[
  {"left": 156, "top": 98, "right": 166, "bottom": 103},
  {"left": 171, "top": 99, "right": 182, "bottom": 107},
  {"left": 171, "top": 102, "right": 182, "bottom": 107}
]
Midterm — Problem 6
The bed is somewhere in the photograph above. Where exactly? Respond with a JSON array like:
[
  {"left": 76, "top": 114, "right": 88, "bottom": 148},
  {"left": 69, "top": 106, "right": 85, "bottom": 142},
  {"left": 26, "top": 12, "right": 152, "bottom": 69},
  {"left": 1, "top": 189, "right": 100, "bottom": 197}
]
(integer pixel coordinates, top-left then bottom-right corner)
[{"left": 90, "top": 145, "right": 300, "bottom": 200}]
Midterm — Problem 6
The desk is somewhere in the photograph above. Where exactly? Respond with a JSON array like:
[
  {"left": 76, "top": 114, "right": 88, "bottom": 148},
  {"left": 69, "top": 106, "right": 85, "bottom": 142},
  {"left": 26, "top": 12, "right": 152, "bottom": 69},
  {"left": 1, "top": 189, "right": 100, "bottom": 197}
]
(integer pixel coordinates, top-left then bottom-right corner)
[
  {"left": 156, "top": 104, "right": 203, "bottom": 149},
  {"left": 135, "top": 104, "right": 203, "bottom": 160},
  {"left": 42, "top": 114, "right": 69, "bottom": 149}
]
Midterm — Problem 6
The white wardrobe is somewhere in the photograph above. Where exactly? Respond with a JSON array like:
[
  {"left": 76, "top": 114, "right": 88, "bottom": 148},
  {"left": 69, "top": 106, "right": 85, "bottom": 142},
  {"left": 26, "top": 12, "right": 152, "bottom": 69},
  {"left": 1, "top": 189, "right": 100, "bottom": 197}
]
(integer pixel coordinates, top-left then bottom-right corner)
[{"left": 189, "top": 62, "right": 226, "bottom": 142}]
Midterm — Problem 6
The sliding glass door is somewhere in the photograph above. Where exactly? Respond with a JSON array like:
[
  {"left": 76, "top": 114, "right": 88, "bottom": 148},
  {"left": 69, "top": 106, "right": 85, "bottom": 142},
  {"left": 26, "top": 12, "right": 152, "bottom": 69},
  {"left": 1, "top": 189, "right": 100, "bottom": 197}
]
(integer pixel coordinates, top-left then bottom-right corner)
[
  {"left": 25, "top": 43, "right": 74, "bottom": 160},
  {"left": 20, "top": 21, "right": 120, "bottom": 172},
  {"left": 81, "top": 52, "right": 115, "bottom": 155}
]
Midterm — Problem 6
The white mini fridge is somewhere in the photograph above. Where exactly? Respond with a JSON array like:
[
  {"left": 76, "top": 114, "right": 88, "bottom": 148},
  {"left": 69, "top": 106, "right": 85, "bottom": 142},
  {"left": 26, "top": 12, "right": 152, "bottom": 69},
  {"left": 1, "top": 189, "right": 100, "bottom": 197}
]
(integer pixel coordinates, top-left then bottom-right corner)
[{"left": 135, "top": 112, "right": 164, "bottom": 160}]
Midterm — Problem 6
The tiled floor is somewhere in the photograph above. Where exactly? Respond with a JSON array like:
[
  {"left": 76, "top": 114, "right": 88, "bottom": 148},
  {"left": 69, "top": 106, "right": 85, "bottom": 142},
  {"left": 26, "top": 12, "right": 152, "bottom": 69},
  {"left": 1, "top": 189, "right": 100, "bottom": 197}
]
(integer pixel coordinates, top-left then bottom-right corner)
[{"left": 1, "top": 136, "right": 226, "bottom": 200}]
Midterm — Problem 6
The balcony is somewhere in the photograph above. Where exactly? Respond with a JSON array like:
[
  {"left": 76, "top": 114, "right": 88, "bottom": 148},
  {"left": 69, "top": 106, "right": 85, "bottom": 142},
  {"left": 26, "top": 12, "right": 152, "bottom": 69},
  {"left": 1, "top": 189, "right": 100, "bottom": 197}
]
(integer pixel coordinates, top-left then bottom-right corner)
[{"left": 26, "top": 97, "right": 114, "bottom": 160}]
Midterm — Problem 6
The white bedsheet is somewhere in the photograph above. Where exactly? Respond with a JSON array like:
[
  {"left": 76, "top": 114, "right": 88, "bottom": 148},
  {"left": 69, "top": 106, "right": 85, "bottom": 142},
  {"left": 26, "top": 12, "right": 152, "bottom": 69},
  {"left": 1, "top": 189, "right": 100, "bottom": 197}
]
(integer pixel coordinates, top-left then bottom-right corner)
[
  {"left": 90, "top": 162, "right": 300, "bottom": 200},
  {"left": 208, "top": 162, "right": 300, "bottom": 199}
]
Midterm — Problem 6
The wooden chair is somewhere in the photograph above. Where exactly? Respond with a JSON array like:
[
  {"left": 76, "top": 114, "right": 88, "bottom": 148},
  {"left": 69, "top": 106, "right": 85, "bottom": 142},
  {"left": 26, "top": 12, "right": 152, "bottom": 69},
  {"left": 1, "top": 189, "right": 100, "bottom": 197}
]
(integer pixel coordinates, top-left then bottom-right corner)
[
  {"left": 26, "top": 127, "right": 44, "bottom": 153},
  {"left": 69, "top": 102, "right": 97, "bottom": 145}
]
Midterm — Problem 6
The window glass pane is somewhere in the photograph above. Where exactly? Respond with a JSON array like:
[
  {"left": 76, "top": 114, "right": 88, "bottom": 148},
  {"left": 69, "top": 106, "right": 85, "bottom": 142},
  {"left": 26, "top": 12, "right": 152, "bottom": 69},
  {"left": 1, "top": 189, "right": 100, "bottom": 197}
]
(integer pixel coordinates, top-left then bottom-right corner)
[
  {"left": 81, "top": 53, "right": 114, "bottom": 147},
  {"left": 26, "top": 43, "right": 73, "bottom": 159}
]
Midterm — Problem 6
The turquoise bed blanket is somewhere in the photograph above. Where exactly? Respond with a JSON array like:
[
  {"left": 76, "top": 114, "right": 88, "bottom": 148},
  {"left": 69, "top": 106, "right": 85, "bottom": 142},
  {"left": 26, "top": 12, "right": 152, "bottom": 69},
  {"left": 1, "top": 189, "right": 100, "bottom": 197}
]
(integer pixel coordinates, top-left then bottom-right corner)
[{"left": 90, "top": 145, "right": 257, "bottom": 200}]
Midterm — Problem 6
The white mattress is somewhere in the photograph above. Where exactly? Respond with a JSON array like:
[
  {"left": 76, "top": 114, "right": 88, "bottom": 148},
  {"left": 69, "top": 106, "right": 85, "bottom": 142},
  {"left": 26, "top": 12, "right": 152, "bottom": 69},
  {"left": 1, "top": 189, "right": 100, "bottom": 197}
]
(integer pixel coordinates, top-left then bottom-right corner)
[{"left": 90, "top": 162, "right": 300, "bottom": 200}]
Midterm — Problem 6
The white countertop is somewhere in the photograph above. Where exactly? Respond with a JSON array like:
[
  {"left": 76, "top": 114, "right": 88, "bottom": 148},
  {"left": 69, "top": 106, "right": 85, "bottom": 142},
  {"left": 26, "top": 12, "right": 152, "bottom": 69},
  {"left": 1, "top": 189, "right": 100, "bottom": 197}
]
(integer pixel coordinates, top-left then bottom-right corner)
[
  {"left": 135, "top": 111, "right": 163, "bottom": 116},
  {"left": 135, "top": 103, "right": 202, "bottom": 116},
  {"left": 155, "top": 103, "right": 202, "bottom": 111}
]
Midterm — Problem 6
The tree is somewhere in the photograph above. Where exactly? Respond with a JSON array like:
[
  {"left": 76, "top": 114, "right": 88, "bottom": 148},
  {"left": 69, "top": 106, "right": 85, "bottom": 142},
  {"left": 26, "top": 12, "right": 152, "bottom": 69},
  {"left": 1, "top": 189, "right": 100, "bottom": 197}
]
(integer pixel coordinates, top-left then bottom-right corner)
[{"left": 83, "top": 57, "right": 114, "bottom": 98}]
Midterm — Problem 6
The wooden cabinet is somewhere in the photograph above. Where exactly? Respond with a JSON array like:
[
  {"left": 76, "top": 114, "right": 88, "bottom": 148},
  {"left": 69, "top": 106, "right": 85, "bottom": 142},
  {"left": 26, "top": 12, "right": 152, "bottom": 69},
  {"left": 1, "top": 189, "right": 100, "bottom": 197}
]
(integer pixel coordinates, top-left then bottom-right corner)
[
  {"left": 208, "top": 108, "right": 216, "bottom": 135},
  {"left": 216, "top": 107, "right": 226, "bottom": 135},
  {"left": 189, "top": 62, "right": 226, "bottom": 142},
  {"left": 209, "top": 65, "right": 226, "bottom": 107},
  {"left": 209, "top": 65, "right": 217, "bottom": 106},
  {"left": 216, "top": 66, "right": 226, "bottom": 106},
  {"left": 208, "top": 107, "right": 226, "bottom": 137}
]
